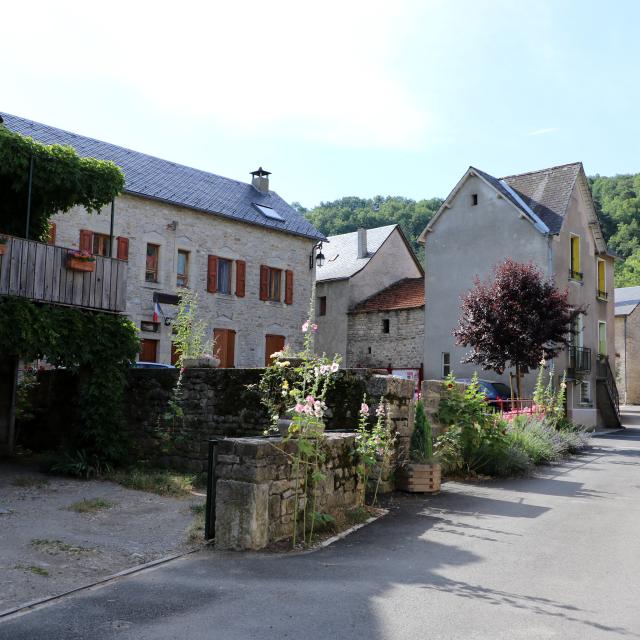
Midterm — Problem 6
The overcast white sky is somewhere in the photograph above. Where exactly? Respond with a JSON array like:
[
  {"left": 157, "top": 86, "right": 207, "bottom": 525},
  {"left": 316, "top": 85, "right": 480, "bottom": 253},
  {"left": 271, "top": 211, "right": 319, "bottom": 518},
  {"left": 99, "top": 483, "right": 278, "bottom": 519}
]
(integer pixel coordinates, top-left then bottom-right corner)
[{"left": 3, "top": 0, "right": 640, "bottom": 206}]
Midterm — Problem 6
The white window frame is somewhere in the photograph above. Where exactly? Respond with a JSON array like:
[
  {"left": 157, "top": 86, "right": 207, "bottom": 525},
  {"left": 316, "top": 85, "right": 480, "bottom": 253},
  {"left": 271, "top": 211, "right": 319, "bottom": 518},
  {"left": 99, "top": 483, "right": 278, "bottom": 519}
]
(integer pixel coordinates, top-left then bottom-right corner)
[{"left": 442, "top": 352, "right": 451, "bottom": 378}]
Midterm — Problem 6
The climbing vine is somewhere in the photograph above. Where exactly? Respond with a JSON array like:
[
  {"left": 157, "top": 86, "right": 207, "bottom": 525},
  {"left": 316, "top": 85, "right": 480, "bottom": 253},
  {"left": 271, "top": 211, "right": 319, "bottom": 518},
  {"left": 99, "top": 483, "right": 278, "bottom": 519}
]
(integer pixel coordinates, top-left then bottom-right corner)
[
  {"left": 0, "top": 297, "right": 139, "bottom": 471},
  {"left": 0, "top": 124, "right": 125, "bottom": 240}
]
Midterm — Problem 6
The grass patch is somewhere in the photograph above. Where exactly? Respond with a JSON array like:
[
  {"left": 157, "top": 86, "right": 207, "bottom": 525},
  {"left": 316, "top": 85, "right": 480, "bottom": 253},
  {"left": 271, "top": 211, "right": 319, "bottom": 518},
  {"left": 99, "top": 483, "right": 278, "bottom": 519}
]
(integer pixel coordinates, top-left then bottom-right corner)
[
  {"left": 31, "top": 539, "right": 95, "bottom": 555},
  {"left": 23, "top": 565, "right": 49, "bottom": 577},
  {"left": 66, "top": 497, "right": 115, "bottom": 513},
  {"left": 186, "top": 505, "right": 206, "bottom": 544},
  {"left": 105, "top": 468, "right": 197, "bottom": 497},
  {"left": 12, "top": 476, "right": 49, "bottom": 488}
]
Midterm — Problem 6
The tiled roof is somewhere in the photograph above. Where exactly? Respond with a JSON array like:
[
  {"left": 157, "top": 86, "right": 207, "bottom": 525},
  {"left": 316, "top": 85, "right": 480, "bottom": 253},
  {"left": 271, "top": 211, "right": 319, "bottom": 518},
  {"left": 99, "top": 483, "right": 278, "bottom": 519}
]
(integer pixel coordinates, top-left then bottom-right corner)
[
  {"left": 316, "top": 225, "right": 398, "bottom": 282},
  {"left": 1, "top": 113, "right": 325, "bottom": 241},
  {"left": 350, "top": 277, "right": 425, "bottom": 313},
  {"left": 500, "top": 162, "right": 583, "bottom": 234},
  {"left": 615, "top": 286, "right": 640, "bottom": 316}
]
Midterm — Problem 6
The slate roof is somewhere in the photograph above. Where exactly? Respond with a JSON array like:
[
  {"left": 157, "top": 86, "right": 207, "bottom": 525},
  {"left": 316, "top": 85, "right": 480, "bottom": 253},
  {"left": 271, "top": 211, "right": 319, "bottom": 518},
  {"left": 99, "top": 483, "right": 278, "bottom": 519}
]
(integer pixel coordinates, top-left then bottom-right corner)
[
  {"left": 316, "top": 224, "right": 398, "bottom": 282},
  {"left": 0, "top": 112, "right": 325, "bottom": 241},
  {"left": 615, "top": 286, "right": 640, "bottom": 317},
  {"left": 350, "top": 277, "right": 425, "bottom": 313},
  {"left": 500, "top": 162, "right": 583, "bottom": 234}
]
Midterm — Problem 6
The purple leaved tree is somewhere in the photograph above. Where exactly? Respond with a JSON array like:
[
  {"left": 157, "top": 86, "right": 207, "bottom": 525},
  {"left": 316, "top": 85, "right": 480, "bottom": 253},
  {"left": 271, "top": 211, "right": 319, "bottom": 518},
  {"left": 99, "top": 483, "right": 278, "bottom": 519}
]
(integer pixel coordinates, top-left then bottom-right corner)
[{"left": 454, "top": 259, "right": 582, "bottom": 398}]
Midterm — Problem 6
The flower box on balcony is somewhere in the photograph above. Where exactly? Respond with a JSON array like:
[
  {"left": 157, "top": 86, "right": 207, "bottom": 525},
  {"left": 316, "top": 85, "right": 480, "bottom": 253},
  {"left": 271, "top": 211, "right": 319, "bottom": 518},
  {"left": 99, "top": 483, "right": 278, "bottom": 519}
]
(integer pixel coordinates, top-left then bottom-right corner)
[{"left": 66, "top": 250, "right": 96, "bottom": 272}]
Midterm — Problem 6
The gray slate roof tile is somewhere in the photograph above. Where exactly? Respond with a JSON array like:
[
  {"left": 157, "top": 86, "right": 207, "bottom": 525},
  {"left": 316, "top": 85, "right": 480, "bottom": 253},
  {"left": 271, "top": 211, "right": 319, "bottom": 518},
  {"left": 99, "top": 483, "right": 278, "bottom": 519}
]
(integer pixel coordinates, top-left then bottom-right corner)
[
  {"left": 1, "top": 113, "right": 325, "bottom": 241},
  {"left": 615, "top": 286, "right": 640, "bottom": 316},
  {"left": 316, "top": 225, "right": 398, "bottom": 282}
]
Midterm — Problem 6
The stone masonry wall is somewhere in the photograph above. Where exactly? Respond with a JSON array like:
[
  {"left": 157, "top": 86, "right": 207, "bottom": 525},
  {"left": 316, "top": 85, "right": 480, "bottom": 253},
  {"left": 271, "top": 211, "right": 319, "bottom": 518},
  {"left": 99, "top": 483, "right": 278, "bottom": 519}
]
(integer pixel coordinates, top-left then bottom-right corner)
[
  {"left": 22, "top": 367, "right": 416, "bottom": 472},
  {"left": 346, "top": 306, "right": 424, "bottom": 371},
  {"left": 214, "top": 434, "right": 361, "bottom": 550}
]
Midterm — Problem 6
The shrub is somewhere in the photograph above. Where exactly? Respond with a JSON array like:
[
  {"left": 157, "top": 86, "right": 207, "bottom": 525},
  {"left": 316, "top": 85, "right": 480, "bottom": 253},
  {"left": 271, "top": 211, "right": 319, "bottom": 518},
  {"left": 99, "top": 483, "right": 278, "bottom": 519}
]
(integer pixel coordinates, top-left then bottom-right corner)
[
  {"left": 507, "top": 416, "right": 561, "bottom": 465},
  {"left": 410, "top": 400, "right": 434, "bottom": 463}
]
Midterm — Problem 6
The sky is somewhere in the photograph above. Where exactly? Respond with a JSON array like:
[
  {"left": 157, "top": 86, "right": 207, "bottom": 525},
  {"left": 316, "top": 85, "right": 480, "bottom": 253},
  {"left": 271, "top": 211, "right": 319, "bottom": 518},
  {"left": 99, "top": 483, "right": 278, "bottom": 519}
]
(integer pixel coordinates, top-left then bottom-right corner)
[{"left": 3, "top": 0, "right": 640, "bottom": 208}]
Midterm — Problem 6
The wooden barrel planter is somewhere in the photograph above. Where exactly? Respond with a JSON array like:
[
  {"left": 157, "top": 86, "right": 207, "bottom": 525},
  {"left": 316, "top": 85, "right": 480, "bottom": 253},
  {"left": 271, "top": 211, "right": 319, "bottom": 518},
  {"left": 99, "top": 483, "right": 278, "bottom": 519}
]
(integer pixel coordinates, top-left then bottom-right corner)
[{"left": 397, "top": 462, "right": 441, "bottom": 493}]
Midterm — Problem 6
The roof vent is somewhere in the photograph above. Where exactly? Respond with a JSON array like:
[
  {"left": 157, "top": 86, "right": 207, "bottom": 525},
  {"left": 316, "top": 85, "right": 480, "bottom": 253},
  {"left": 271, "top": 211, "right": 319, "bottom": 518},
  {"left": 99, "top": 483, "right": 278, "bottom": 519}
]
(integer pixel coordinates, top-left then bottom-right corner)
[
  {"left": 250, "top": 167, "right": 271, "bottom": 194},
  {"left": 357, "top": 228, "right": 368, "bottom": 259}
]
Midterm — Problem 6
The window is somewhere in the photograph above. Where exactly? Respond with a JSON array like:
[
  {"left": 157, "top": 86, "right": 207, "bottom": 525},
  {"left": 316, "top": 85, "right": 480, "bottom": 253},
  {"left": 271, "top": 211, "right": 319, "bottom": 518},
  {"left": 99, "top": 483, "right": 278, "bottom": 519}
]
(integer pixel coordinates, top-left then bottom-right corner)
[
  {"left": 217, "top": 258, "right": 232, "bottom": 294},
  {"left": 268, "top": 268, "right": 282, "bottom": 301},
  {"left": 442, "top": 352, "right": 451, "bottom": 378},
  {"left": 319, "top": 296, "right": 327, "bottom": 316},
  {"left": 471, "top": 193, "right": 478, "bottom": 206},
  {"left": 571, "top": 313, "right": 584, "bottom": 348},
  {"left": 569, "top": 234, "right": 582, "bottom": 281},
  {"left": 580, "top": 380, "right": 592, "bottom": 405},
  {"left": 92, "top": 233, "right": 110, "bottom": 257},
  {"left": 214, "top": 328, "right": 236, "bottom": 368},
  {"left": 382, "top": 319, "right": 390, "bottom": 333},
  {"left": 177, "top": 250, "right": 189, "bottom": 287},
  {"left": 598, "top": 321, "right": 607, "bottom": 356},
  {"left": 597, "top": 259, "right": 607, "bottom": 299},
  {"left": 146, "top": 244, "right": 160, "bottom": 283},
  {"left": 139, "top": 338, "right": 158, "bottom": 363}
]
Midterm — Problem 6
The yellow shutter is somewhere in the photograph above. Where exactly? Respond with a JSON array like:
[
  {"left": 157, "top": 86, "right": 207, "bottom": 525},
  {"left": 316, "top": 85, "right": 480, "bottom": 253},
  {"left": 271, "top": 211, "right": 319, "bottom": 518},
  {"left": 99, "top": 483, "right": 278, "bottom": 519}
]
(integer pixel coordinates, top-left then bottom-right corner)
[
  {"left": 570, "top": 236, "right": 580, "bottom": 276},
  {"left": 597, "top": 259, "right": 606, "bottom": 294}
]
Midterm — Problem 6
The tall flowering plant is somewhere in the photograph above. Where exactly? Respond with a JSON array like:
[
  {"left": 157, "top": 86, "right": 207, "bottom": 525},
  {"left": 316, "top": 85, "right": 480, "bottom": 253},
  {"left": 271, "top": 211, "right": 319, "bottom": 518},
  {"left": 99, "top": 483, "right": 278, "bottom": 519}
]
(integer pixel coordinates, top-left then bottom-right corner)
[
  {"left": 355, "top": 396, "right": 396, "bottom": 506},
  {"left": 258, "top": 299, "right": 341, "bottom": 547}
]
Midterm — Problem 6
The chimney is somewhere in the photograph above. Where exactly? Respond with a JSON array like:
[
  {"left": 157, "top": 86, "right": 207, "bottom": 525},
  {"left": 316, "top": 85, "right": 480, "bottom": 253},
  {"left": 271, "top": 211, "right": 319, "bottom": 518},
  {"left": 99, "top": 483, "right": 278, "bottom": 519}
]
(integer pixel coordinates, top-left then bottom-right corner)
[
  {"left": 250, "top": 167, "right": 271, "bottom": 194},
  {"left": 357, "top": 227, "right": 368, "bottom": 259}
]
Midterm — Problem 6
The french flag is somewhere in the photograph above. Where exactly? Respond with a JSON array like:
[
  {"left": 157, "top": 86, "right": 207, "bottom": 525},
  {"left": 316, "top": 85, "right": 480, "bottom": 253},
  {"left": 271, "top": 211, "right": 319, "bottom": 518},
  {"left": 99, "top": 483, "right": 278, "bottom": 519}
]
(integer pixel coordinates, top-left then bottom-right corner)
[{"left": 153, "top": 301, "right": 162, "bottom": 323}]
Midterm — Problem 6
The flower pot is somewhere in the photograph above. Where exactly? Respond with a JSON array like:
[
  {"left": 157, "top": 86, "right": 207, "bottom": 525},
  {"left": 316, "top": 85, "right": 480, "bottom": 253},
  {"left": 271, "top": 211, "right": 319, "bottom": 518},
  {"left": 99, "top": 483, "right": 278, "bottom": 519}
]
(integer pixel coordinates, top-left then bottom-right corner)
[
  {"left": 182, "top": 356, "right": 220, "bottom": 368},
  {"left": 67, "top": 256, "right": 95, "bottom": 272},
  {"left": 397, "top": 462, "right": 441, "bottom": 493}
]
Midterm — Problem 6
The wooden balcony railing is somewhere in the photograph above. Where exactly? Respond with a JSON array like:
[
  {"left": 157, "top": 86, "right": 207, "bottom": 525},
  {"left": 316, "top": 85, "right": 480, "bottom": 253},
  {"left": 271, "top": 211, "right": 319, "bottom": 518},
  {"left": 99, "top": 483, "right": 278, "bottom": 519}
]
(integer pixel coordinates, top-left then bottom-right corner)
[{"left": 0, "top": 234, "right": 127, "bottom": 313}]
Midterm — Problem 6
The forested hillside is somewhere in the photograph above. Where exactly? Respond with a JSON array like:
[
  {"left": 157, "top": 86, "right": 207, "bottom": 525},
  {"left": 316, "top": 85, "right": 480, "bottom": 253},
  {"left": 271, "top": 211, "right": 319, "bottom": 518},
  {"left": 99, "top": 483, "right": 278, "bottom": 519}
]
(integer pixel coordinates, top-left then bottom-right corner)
[{"left": 301, "top": 173, "right": 640, "bottom": 286}]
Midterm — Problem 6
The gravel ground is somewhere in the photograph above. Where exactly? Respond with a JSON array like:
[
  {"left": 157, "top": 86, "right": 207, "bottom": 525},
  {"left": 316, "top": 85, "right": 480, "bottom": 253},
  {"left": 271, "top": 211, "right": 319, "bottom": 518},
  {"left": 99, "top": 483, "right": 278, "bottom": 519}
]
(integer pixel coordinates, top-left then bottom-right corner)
[{"left": 0, "top": 463, "right": 205, "bottom": 612}]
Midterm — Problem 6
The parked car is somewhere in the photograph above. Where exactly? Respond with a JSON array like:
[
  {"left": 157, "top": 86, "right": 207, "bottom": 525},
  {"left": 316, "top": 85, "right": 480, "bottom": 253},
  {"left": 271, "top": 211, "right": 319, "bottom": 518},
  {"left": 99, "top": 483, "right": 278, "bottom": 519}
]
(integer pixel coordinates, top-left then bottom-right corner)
[
  {"left": 455, "top": 378, "right": 512, "bottom": 410},
  {"left": 133, "top": 361, "right": 176, "bottom": 369}
]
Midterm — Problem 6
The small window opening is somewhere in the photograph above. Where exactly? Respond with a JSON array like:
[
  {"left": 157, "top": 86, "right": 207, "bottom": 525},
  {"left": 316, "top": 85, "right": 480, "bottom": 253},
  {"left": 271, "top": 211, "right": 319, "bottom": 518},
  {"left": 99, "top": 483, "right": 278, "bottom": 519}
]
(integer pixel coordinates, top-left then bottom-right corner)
[
  {"left": 319, "top": 296, "right": 327, "bottom": 316},
  {"left": 368, "top": 346, "right": 372, "bottom": 354},
  {"left": 471, "top": 193, "right": 478, "bottom": 206},
  {"left": 442, "top": 352, "right": 451, "bottom": 378},
  {"left": 382, "top": 319, "right": 390, "bottom": 334}
]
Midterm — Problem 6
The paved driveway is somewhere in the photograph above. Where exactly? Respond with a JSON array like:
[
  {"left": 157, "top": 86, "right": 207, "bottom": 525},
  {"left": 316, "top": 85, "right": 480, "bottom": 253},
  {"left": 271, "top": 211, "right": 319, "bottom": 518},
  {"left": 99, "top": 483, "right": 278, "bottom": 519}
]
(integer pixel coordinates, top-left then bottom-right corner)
[{"left": 2, "top": 421, "right": 640, "bottom": 639}]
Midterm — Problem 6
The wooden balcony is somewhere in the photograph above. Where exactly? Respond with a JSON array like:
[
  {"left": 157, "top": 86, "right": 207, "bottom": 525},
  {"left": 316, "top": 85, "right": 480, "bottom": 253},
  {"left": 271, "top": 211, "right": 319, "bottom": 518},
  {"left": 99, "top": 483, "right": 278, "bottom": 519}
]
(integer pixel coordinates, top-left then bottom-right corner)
[{"left": 0, "top": 234, "right": 126, "bottom": 313}]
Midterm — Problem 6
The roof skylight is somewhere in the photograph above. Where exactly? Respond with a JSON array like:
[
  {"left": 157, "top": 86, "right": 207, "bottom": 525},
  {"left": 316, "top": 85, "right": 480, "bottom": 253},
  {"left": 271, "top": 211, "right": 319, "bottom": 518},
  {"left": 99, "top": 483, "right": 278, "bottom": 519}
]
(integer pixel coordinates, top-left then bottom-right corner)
[{"left": 253, "top": 203, "right": 285, "bottom": 221}]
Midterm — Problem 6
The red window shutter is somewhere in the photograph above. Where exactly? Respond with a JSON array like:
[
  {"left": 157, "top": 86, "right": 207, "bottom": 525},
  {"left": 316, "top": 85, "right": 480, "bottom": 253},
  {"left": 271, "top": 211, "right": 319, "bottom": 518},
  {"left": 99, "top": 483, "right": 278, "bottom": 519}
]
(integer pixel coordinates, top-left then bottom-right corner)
[
  {"left": 116, "top": 236, "right": 129, "bottom": 261},
  {"left": 227, "top": 330, "right": 236, "bottom": 368},
  {"left": 236, "top": 260, "right": 246, "bottom": 297},
  {"left": 79, "top": 229, "right": 92, "bottom": 252},
  {"left": 207, "top": 255, "right": 218, "bottom": 293},
  {"left": 47, "top": 223, "right": 56, "bottom": 246},
  {"left": 285, "top": 270, "right": 294, "bottom": 305},
  {"left": 259, "top": 265, "right": 269, "bottom": 301}
]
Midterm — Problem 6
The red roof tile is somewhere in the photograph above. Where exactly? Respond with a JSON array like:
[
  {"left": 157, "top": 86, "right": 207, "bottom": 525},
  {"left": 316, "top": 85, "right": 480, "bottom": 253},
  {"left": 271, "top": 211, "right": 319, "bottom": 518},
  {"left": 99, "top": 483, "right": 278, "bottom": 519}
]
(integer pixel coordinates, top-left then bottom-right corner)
[{"left": 350, "top": 277, "right": 425, "bottom": 313}]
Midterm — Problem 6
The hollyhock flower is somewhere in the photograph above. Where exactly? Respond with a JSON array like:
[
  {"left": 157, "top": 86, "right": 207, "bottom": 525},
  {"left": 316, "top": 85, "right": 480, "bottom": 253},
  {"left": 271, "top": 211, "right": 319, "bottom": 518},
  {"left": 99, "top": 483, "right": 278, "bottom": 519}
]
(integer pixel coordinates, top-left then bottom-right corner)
[
  {"left": 330, "top": 362, "right": 339, "bottom": 373},
  {"left": 294, "top": 403, "right": 306, "bottom": 414},
  {"left": 376, "top": 404, "right": 385, "bottom": 417},
  {"left": 302, "top": 321, "right": 309, "bottom": 332},
  {"left": 360, "top": 403, "right": 369, "bottom": 416},
  {"left": 306, "top": 395, "right": 315, "bottom": 405}
]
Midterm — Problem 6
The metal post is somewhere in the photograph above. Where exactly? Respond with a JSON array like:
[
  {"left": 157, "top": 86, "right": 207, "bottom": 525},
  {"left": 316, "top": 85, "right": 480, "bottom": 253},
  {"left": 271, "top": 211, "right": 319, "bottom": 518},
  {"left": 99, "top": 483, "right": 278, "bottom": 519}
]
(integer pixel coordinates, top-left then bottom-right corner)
[
  {"left": 25, "top": 155, "right": 34, "bottom": 239},
  {"left": 109, "top": 199, "right": 115, "bottom": 257},
  {"left": 204, "top": 437, "right": 224, "bottom": 540}
]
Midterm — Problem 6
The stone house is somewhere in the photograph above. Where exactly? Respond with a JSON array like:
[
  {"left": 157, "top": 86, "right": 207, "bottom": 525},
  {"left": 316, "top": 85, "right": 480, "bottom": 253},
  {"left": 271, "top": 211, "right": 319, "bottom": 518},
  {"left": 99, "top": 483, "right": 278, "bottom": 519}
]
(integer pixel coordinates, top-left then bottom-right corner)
[
  {"left": 3, "top": 113, "right": 325, "bottom": 367},
  {"left": 347, "top": 277, "right": 425, "bottom": 387},
  {"left": 420, "top": 162, "right": 618, "bottom": 428},
  {"left": 314, "top": 225, "right": 424, "bottom": 366},
  {"left": 614, "top": 286, "right": 640, "bottom": 405}
]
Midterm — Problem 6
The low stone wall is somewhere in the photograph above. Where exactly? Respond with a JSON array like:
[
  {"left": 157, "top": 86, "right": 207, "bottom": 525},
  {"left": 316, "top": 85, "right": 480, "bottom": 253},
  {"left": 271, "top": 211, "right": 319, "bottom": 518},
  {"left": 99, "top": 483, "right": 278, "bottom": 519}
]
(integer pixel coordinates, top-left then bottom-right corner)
[
  {"left": 421, "top": 379, "right": 467, "bottom": 436},
  {"left": 214, "top": 433, "right": 361, "bottom": 550}
]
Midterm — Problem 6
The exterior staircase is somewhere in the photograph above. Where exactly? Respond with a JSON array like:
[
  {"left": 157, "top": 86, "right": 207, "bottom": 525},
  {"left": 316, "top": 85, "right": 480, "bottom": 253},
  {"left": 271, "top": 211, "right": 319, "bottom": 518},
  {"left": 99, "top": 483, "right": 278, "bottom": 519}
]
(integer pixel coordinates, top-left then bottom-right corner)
[{"left": 596, "top": 356, "right": 621, "bottom": 429}]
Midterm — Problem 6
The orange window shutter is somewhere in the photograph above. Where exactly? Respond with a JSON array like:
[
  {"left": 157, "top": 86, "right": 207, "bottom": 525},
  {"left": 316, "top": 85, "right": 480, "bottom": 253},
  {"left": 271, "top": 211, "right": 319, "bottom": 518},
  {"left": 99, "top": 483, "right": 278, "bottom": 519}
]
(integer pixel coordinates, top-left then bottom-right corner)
[
  {"left": 79, "top": 229, "right": 92, "bottom": 252},
  {"left": 259, "top": 265, "right": 269, "bottom": 301},
  {"left": 285, "top": 270, "right": 294, "bottom": 305},
  {"left": 117, "top": 237, "right": 129, "bottom": 261},
  {"left": 207, "top": 255, "right": 218, "bottom": 293},
  {"left": 47, "top": 223, "right": 56, "bottom": 246},
  {"left": 236, "top": 260, "right": 246, "bottom": 297},
  {"left": 227, "top": 330, "right": 236, "bottom": 368}
]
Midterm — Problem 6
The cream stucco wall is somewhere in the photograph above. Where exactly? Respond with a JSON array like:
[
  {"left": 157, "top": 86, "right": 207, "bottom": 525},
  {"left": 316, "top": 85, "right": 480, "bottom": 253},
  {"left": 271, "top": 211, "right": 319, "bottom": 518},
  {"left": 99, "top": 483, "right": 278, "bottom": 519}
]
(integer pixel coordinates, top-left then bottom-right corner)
[
  {"left": 51, "top": 194, "right": 316, "bottom": 367},
  {"left": 615, "top": 310, "right": 640, "bottom": 405},
  {"left": 314, "top": 228, "right": 422, "bottom": 365}
]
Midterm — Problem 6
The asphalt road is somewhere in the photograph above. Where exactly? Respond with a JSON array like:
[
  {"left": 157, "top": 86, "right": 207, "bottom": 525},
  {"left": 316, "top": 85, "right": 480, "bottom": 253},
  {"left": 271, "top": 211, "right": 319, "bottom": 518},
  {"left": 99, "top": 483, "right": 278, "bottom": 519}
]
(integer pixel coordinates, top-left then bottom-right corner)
[{"left": 2, "top": 419, "right": 640, "bottom": 639}]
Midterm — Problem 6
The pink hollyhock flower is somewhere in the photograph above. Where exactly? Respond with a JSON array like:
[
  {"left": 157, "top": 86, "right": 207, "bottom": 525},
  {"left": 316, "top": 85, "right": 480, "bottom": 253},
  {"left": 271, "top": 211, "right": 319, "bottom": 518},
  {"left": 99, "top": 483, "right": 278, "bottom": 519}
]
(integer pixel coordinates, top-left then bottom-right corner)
[
  {"left": 330, "top": 362, "right": 339, "bottom": 373},
  {"left": 306, "top": 395, "right": 315, "bottom": 405},
  {"left": 302, "top": 321, "right": 309, "bottom": 332},
  {"left": 360, "top": 403, "right": 369, "bottom": 416},
  {"left": 294, "top": 403, "right": 305, "bottom": 414},
  {"left": 376, "top": 404, "right": 385, "bottom": 417}
]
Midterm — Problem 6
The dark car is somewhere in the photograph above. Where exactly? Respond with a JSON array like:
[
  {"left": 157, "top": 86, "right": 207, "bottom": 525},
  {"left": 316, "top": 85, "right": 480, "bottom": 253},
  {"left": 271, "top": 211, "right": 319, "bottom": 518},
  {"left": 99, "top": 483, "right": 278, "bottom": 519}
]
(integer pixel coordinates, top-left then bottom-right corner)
[
  {"left": 133, "top": 361, "right": 176, "bottom": 369},
  {"left": 456, "top": 378, "right": 512, "bottom": 410}
]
